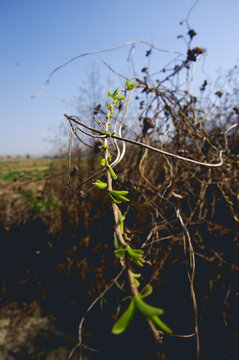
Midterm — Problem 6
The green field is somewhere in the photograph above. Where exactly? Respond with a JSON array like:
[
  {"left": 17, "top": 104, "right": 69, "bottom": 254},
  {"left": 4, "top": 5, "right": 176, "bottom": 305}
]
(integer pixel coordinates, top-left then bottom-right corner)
[
  {"left": 0, "top": 158, "right": 66, "bottom": 214},
  {"left": 0, "top": 158, "right": 59, "bottom": 182}
]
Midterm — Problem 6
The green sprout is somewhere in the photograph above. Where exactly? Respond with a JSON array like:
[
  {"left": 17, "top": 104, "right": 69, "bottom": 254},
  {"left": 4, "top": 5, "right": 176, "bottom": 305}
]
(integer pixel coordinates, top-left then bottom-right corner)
[
  {"left": 109, "top": 190, "right": 130, "bottom": 203},
  {"left": 112, "top": 285, "right": 172, "bottom": 335}
]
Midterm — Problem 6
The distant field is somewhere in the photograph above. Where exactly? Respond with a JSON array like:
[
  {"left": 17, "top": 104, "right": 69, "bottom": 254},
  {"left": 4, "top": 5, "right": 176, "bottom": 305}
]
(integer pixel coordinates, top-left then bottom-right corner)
[
  {"left": 0, "top": 158, "right": 60, "bottom": 183},
  {"left": 0, "top": 157, "right": 90, "bottom": 215}
]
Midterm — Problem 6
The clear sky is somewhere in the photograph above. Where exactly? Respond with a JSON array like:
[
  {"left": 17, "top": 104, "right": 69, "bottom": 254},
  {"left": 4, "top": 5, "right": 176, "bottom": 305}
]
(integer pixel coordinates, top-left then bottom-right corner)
[{"left": 1, "top": 0, "right": 239, "bottom": 156}]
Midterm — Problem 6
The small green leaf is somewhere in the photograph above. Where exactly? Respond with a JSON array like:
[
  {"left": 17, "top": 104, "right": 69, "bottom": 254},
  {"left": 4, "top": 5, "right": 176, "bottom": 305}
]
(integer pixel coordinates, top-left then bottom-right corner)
[
  {"left": 109, "top": 193, "right": 122, "bottom": 204},
  {"left": 132, "top": 272, "right": 141, "bottom": 278},
  {"left": 118, "top": 212, "right": 125, "bottom": 234},
  {"left": 127, "top": 248, "right": 144, "bottom": 266},
  {"left": 134, "top": 294, "right": 164, "bottom": 317},
  {"left": 126, "top": 80, "right": 137, "bottom": 90},
  {"left": 109, "top": 192, "right": 122, "bottom": 203},
  {"left": 141, "top": 284, "right": 153, "bottom": 299},
  {"left": 127, "top": 249, "right": 144, "bottom": 258},
  {"left": 115, "top": 249, "right": 127, "bottom": 258},
  {"left": 115, "top": 281, "right": 125, "bottom": 291},
  {"left": 117, "top": 96, "right": 126, "bottom": 100},
  {"left": 108, "top": 166, "right": 117, "bottom": 180},
  {"left": 150, "top": 315, "right": 173, "bottom": 335},
  {"left": 132, "top": 272, "right": 141, "bottom": 288},
  {"left": 110, "top": 190, "right": 129, "bottom": 196},
  {"left": 100, "top": 158, "right": 106, "bottom": 167},
  {"left": 113, "top": 88, "right": 119, "bottom": 96},
  {"left": 114, "top": 235, "right": 122, "bottom": 249},
  {"left": 109, "top": 190, "right": 130, "bottom": 203},
  {"left": 92, "top": 180, "right": 108, "bottom": 190},
  {"left": 115, "top": 248, "right": 143, "bottom": 266},
  {"left": 102, "top": 145, "right": 109, "bottom": 150},
  {"left": 118, "top": 212, "right": 125, "bottom": 223},
  {"left": 112, "top": 298, "right": 136, "bottom": 334}
]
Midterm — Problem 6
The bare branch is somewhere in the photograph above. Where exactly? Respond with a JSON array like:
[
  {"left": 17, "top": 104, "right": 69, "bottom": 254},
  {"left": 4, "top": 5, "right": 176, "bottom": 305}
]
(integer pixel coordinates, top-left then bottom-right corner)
[
  {"left": 32, "top": 40, "right": 184, "bottom": 98},
  {"left": 64, "top": 114, "right": 224, "bottom": 168}
]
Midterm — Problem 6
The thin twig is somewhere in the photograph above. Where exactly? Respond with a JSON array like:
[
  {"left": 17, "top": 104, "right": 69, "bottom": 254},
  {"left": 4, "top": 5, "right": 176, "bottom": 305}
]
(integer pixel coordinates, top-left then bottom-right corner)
[
  {"left": 68, "top": 268, "right": 125, "bottom": 360},
  {"left": 33, "top": 40, "right": 183, "bottom": 98},
  {"left": 65, "top": 114, "right": 224, "bottom": 168}
]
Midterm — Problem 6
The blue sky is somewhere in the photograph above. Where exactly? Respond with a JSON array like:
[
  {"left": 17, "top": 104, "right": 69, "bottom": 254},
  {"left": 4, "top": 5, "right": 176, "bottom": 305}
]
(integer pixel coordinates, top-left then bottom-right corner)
[{"left": 1, "top": 0, "right": 239, "bottom": 156}]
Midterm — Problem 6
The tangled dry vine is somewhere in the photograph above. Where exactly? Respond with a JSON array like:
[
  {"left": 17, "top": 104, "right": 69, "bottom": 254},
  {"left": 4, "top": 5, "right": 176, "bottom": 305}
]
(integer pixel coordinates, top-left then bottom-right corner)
[{"left": 63, "top": 76, "right": 227, "bottom": 360}]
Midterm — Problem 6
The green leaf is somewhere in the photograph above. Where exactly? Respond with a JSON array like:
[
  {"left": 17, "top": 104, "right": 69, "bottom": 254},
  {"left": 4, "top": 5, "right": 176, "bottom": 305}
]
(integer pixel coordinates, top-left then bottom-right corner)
[
  {"left": 100, "top": 158, "right": 106, "bottom": 166},
  {"left": 126, "top": 80, "right": 137, "bottom": 90},
  {"left": 118, "top": 212, "right": 125, "bottom": 234},
  {"left": 109, "top": 190, "right": 130, "bottom": 203},
  {"left": 118, "top": 212, "right": 125, "bottom": 223},
  {"left": 102, "top": 145, "right": 109, "bottom": 150},
  {"left": 131, "top": 272, "right": 141, "bottom": 278},
  {"left": 112, "top": 298, "right": 136, "bottom": 334},
  {"left": 92, "top": 180, "right": 108, "bottom": 190},
  {"left": 115, "top": 281, "right": 125, "bottom": 291},
  {"left": 132, "top": 272, "right": 141, "bottom": 288},
  {"left": 134, "top": 294, "right": 164, "bottom": 317},
  {"left": 108, "top": 166, "right": 117, "bottom": 180},
  {"left": 119, "top": 221, "right": 124, "bottom": 234},
  {"left": 115, "top": 249, "right": 127, "bottom": 258},
  {"left": 141, "top": 284, "right": 153, "bottom": 299},
  {"left": 127, "top": 248, "right": 144, "bottom": 266},
  {"left": 150, "top": 315, "right": 173, "bottom": 335},
  {"left": 113, "top": 88, "right": 119, "bottom": 96},
  {"left": 117, "top": 96, "right": 126, "bottom": 100},
  {"left": 114, "top": 235, "right": 122, "bottom": 249},
  {"left": 127, "top": 249, "right": 144, "bottom": 258},
  {"left": 109, "top": 192, "right": 122, "bottom": 204},
  {"left": 110, "top": 190, "right": 129, "bottom": 196},
  {"left": 115, "top": 248, "right": 143, "bottom": 266}
]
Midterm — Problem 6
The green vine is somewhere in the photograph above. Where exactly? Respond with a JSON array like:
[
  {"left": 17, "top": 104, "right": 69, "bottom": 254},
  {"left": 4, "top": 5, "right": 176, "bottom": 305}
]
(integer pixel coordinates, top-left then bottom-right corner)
[{"left": 92, "top": 83, "right": 172, "bottom": 336}]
